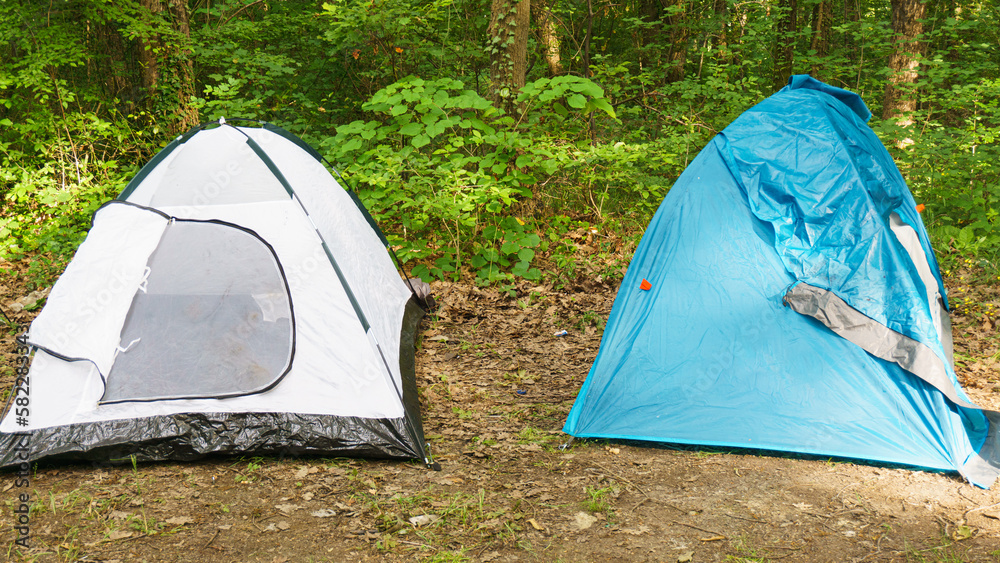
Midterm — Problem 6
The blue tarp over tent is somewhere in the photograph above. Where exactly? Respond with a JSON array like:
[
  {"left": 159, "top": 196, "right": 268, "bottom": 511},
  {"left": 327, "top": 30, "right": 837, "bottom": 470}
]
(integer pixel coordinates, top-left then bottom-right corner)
[{"left": 563, "top": 76, "right": 1000, "bottom": 487}]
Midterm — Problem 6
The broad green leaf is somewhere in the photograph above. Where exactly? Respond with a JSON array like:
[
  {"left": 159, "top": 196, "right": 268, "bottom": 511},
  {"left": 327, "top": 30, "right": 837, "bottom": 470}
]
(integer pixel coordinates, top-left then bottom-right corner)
[
  {"left": 411, "top": 134, "right": 431, "bottom": 148},
  {"left": 570, "top": 80, "right": 603, "bottom": 97},
  {"left": 341, "top": 138, "right": 363, "bottom": 152},
  {"left": 511, "top": 260, "right": 531, "bottom": 277},
  {"left": 591, "top": 98, "right": 617, "bottom": 119},
  {"left": 567, "top": 94, "right": 587, "bottom": 109},
  {"left": 399, "top": 122, "right": 422, "bottom": 136}
]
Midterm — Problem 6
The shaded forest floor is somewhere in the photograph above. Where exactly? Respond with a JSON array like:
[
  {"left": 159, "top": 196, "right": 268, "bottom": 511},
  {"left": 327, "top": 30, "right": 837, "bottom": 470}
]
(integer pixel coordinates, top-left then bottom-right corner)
[{"left": 2, "top": 256, "right": 1000, "bottom": 562}]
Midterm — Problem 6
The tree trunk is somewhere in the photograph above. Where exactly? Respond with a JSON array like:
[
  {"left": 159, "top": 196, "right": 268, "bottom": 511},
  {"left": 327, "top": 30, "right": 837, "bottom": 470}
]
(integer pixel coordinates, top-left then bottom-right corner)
[
  {"left": 665, "top": 0, "right": 688, "bottom": 83},
  {"left": 138, "top": 0, "right": 165, "bottom": 97},
  {"left": 532, "top": 0, "right": 561, "bottom": 76},
  {"left": 772, "top": 0, "right": 796, "bottom": 91},
  {"left": 90, "top": 19, "right": 135, "bottom": 103},
  {"left": 809, "top": 0, "right": 831, "bottom": 76},
  {"left": 843, "top": 0, "right": 860, "bottom": 24},
  {"left": 713, "top": 0, "right": 730, "bottom": 65},
  {"left": 842, "top": 0, "right": 860, "bottom": 69},
  {"left": 883, "top": 0, "right": 926, "bottom": 127},
  {"left": 167, "top": 0, "right": 198, "bottom": 131},
  {"left": 583, "top": 0, "right": 593, "bottom": 78},
  {"left": 639, "top": 0, "right": 663, "bottom": 51},
  {"left": 488, "top": 0, "right": 530, "bottom": 112},
  {"left": 136, "top": 0, "right": 198, "bottom": 132}
]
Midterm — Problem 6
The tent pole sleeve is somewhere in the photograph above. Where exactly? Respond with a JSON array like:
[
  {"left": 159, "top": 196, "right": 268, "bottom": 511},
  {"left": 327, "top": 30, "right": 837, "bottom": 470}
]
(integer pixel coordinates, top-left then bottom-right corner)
[
  {"left": 318, "top": 239, "right": 370, "bottom": 332},
  {"left": 117, "top": 138, "right": 181, "bottom": 200},
  {"left": 241, "top": 133, "right": 372, "bottom": 329},
  {"left": 254, "top": 121, "right": 391, "bottom": 247},
  {"left": 242, "top": 129, "right": 431, "bottom": 464},
  {"left": 242, "top": 132, "right": 379, "bottom": 333},
  {"left": 243, "top": 137, "right": 296, "bottom": 198},
  {"left": 318, "top": 235, "right": 430, "bottom": 463},
  {"left": 241, "top": 125, "right": 420, "bottom": 303}
]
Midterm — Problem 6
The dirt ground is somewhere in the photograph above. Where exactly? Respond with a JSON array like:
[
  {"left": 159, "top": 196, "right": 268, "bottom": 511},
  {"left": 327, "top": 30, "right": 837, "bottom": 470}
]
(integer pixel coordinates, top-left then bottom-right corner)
[{"left": 2, "top": 258, "right": 1000, "bottom": 563}]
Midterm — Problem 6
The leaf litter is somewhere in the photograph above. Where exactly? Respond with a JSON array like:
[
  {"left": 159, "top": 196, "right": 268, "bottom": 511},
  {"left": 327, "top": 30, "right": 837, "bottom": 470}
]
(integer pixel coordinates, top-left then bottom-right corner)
[{"left": 1, "top": 264, "right": 1000, "bottom": 560}]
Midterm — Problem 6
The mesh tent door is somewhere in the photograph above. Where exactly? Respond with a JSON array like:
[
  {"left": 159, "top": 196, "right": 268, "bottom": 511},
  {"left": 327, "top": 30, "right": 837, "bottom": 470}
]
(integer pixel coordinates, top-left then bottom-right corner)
[{"left": 102, "top": 219, "right": 294, "bottom": 403}]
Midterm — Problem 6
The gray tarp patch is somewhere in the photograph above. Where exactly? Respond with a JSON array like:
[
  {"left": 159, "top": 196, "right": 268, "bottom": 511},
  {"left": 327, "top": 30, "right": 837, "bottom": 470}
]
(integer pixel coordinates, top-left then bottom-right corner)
[
  {"left": 887, "top": 212, "right": 954, "bottom": 366},
  {"left": 786, "top": 282, "right": 1000, "bottom": 488},
  {"left": 961, "top": 410, "right": 1000, "bottom": 488},
  {"left": 783, "top": 282, "right": 976, "bottom": 410}
]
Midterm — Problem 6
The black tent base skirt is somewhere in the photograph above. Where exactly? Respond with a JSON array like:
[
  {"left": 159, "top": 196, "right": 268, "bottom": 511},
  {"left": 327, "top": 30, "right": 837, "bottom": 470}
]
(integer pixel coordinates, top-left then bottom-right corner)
[{"left": 0, "top": 411, "right": 423, "bottom": 468}]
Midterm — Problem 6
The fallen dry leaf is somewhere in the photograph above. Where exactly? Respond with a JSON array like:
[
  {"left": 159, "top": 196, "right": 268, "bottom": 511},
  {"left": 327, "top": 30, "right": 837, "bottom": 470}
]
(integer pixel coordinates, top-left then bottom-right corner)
[
  {"left": 165, "top": 516, "right": 194, "bottom": 526},
  {"left": 409, "top": 514, "right": 442, "bottom": 527},
  {"left": 293, "top": 466, "right": 318, "bottom": 479}
]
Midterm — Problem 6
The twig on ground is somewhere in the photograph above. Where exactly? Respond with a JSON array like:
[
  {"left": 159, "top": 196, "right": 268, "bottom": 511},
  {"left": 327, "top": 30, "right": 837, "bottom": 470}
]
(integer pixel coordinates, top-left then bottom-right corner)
[
  {"left": 957, "top": 486, "right": 977, "bottom": 504},
  {"left": 963, "top": 501, "right": 1000, "bottom": 519},
  {"left": 587, "top": 463, "right": 649, "bottom": 498},
  {"left": 629, "top": 498, "right": 648, "bottom": 513},
  {"left": 723, "top": 512, "right": 766, "bottom": 524},
  {"left": 203, "top": 528, "right": 221, "bottom": 549},
  {"left": 398, "top": 539, "right": 435, "bottom": 549},
  {"left": 671, "top": 520, "right": 724, "bottom": 537}
]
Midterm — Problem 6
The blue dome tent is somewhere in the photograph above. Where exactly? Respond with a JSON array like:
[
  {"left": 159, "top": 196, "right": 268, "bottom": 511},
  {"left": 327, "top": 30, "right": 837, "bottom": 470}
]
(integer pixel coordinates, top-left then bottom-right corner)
[{"left": 564, "top": 76, "right": 1000, "bottom": 488}]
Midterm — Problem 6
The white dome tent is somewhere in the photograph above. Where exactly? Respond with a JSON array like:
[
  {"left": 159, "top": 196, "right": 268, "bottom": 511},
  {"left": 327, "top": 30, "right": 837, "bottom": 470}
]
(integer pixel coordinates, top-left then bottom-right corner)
[{"left": 0, "top": 118, "right": 434, "bottom": 467}]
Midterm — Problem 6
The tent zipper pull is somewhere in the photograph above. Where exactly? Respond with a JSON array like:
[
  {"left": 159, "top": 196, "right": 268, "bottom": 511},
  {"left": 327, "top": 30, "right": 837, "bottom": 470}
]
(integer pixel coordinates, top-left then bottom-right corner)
[
  {"left": 137, "top": 267, "right": 151, "bottom": 294},
  {"left": 114, "top": 338, "right": 141, "bottom": 358}
]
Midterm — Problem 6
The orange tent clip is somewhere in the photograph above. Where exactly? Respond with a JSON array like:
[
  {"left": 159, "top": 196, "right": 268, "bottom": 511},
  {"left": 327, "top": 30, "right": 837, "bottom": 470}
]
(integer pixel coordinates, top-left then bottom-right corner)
[
  {"left": 640, "top": 278, "right": 652, "bottom": 291},
  {"left": 915, "top": 203, "right": 925, "bottom": 213}
]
